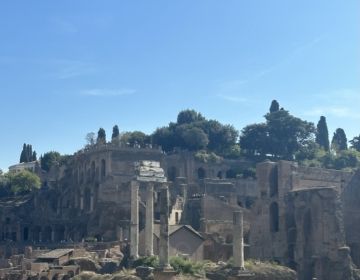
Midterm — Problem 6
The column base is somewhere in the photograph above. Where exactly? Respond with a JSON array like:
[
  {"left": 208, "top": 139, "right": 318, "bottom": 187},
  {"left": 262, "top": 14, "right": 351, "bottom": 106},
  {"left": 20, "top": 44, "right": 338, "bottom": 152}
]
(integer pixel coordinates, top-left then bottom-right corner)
[
  {"left": 228, "top": 267, "right": 254, "bottom": 279},
  {"left": 154, "top": 266, "right": 177, "bottom": 280}
]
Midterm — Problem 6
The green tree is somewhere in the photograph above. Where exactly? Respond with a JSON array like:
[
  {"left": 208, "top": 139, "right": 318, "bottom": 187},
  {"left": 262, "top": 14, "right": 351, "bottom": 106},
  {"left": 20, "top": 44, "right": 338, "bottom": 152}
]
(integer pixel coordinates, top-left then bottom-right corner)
[
  {"left": 315, "top": 116, "right": 330, "bottom": 151},
  {"left": 180, "top": 126, "right": 209, "bottom": 150},
  {"left": 239, "top": 123, "right": 269, "bottom": 157},
  {"left": 7, "top": 170, "right": 41, "bottom": 194},
  {"left": 177, "top": 109, "right": 205, "bottom": 125},
  {"left": 97, "top": 128, "right": 106, "bottom": 144},
  {"left": 265, "top": 109, "right": 315, "bottom": 159},
  {"left": 32, "top": 151, "right": 37, "bottom": 161},
  {"left": 41, "top": 151, "right": 61, "bottom": 171},
  {"left": 350, "top": 135, "right": 360, "bottom": 152},
  {"left": 269, "top": 100, "right": 280, "bottom": 113},
  {"left": 332, "top": 128, "right": 348, "bottom": 152},
  {"left": 121, "top": 131, "right": 150, "bottom": 147},
  {"left": 20, "top": 143, "right": 27, "bottom": 163},
  {"left": 112, "top": 125, "right": 120, "bottom": 142}
]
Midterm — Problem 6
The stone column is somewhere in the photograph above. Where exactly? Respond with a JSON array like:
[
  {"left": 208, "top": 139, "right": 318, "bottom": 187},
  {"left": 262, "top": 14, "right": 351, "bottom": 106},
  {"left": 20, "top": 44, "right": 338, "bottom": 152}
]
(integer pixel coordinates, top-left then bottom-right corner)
[
  {"left": 90, "top": 191, "right": 94, "bottom": 212},
  {"left": 130, "top": 181, "right": 139, "bottom": 259},
  {"left": 80, "top": 191, "right": 84, "bottom": 210},
  {"left": 159, "top": 186, "right": 170, "bottom": 268},
  {"left": 51, "top": 228, "right": 55, "bottom": 242},
  {"left": 154, "top": 185, "right": 176, "bottom": 280},
  {"left": 233, "top": 210, "right": 245, "bottom": 270},
  {"left": 145, "top": 183, "right": 154, "bottom": 256}
]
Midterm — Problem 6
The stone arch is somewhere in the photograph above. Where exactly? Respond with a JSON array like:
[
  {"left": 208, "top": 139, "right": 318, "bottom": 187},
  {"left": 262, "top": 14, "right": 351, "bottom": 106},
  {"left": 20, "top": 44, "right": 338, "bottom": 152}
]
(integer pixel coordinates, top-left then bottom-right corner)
[
  {"left": 84, "top": 188, "right": 91, "bottom": 212},
  {"left": 43, "top": 226, "right": 52, "bottom": 242},
  {"left": 226, "top": 169, "right": 237, "bottom": 179},
  {"left": 32, "top": 226, "right": 41, "bottom": 242},
  {"left": 167, "top": 166, "right": 177, "bottom": 182},
  {"left": 101, "top": 159, "right": 106, "bottom": 179},
  {"left": 303, "top": 209, "right": 312, "bottom": 243},
  {"left": 80, "top": 171, "right": 84, "bottom": 184},
  {"left": 270, "top": 202, "right": 279, "bottom": 232},
  {"left": 91, "top": 161, "right": 96, "bottom": 181},
  {"left": 197, "top": 167, "right": 206, "bottom": 179},
  {"left": 269, "top": 166, "right": 278, "bottom": 197},
  {"left": 55, "top": 225, "right": 65, "bottom": 242},
  {"left": 23, "top": 226, "right": 29, "bottom": 241}
]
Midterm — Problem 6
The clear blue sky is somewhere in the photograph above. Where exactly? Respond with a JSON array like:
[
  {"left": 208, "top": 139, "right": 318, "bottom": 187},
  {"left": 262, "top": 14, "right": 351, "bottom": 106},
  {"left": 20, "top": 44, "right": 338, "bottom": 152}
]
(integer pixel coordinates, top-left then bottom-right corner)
[{"left": 1, "top": 1, "right": 359, "bottom": 170}]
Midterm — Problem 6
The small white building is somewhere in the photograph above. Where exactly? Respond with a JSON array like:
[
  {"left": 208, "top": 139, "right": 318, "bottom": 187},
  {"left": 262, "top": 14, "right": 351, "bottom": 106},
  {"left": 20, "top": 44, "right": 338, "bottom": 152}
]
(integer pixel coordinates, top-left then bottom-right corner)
[{"left": 8, "top": 161, "right": 38, "bottom": 173}]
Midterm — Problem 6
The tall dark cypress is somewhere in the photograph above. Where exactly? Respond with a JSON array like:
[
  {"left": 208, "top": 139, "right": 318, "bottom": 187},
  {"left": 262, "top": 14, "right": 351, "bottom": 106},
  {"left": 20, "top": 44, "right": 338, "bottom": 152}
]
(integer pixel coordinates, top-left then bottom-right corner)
[
  {"left": 269, "top": 100, "right": 280, "bottom": 113},
  {"left": 316, "top": 116, "right": 330, "bottom": 151},
  {"left": 20, "top": 143, "right": 27, "bottom": 163}
]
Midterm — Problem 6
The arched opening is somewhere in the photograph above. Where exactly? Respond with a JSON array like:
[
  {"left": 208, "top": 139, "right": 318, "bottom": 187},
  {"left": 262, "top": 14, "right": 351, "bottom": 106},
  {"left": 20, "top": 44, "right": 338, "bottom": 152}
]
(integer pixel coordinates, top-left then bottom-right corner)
[
  {"left": 23, "top": 227, "right": 29, "bottom": 241},
  {"left": 91, "top": 161, "right": 96, "bottom": 181},
  {"left": 43, "top": 226, "right": 52, "bottom": 242},
  {"left": 101, "top": 159, "right": 106, "bottom": 179},
  {"left": 226, "top": 169, "right": 237, "bottom": 179},
  {"left": 55, "top": 225, "right": 65, "bottom": 242},
  {"left": 52, "top": 274, "right": 59, "bottom": 280},
  {"left": 167, "top": 166, "right": 177, "bottom": 182},
  {"left": 197, "top": 168, "right": 206, "bottom": 179},
  {"left": 84, "top": 188, "right": 91, "bottom": 212},
  {"left": 40, "top": 277, "right": 49, "bottom": 280},
  {"left": 175, "top": 212, "right": 179, "bottom": 224},
  {"left": 80, "top": 172, "right": 84, "bottom": 184},
  {"left": 269, "top": 166, "right": 278, "bottom": 197},
  {"left": 32, "top": 226, "right": 41, "bottom": 242},
  {"left": 67, "top": 271, "right": 74, "bottom": 278},
  {"left": 270, "top": 202, "right": 279, "bottom": 232},
  {"left": 225, "top": 234, "right": 233, "bottom": 244},
  {"left": 303, "top": 209, "right": 312, "bottom": 243},
  {"left": 217, "top": 171, "right": 223, "bottom": 179}
]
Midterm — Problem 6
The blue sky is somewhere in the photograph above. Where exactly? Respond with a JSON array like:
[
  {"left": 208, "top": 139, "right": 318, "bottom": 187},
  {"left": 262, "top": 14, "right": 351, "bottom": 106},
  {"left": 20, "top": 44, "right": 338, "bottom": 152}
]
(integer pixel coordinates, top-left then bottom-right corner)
[{"left": 0, "top": 1, "right": 359, "bottom": 170}]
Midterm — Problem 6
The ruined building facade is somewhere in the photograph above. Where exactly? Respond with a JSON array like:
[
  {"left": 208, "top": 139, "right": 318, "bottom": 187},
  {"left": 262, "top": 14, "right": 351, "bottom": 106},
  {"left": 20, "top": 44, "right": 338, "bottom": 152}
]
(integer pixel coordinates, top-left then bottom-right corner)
[{"left": 1, "top": 143, "right": 360, "bottom": 279}]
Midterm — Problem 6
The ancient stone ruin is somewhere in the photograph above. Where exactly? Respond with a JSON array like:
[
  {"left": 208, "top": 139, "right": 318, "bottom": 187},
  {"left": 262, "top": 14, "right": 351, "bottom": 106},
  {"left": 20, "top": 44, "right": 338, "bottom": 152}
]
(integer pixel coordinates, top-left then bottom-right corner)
[{"left": 1, "top": 143, "right": 360, "bottom": 279}]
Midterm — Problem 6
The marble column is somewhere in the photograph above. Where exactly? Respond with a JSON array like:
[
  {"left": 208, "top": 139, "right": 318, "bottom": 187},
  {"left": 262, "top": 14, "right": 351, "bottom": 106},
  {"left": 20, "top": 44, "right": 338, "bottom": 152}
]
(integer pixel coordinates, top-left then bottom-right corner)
[
  {"left": 130, "top": 181, "right": 139, "bottom": 259},
  {"left": 233, "top": 210, "right": 244, "bottom": 270},
  {"left": 145, "top": 183, "right": 154, "bottom": 256},
  {"left": 158, "top": 186, "right": 171, "bottom": 269},
  {"left": 154, "top": 185, "right": 176, "bottom": 280}
]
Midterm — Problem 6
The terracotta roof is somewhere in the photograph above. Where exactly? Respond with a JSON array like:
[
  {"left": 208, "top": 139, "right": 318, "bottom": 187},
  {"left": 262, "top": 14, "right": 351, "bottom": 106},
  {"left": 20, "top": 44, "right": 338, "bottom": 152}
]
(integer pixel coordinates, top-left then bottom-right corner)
[{"left": 153, "top": 224, "right": 204, "bottom": 240}]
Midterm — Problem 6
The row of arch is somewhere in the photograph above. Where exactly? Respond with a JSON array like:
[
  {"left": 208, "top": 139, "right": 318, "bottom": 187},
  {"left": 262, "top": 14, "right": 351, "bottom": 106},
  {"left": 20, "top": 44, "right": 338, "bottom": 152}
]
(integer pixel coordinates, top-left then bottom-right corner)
[
  {"left": 77, "top": 159, "right": 106, "bottom": 185},
  {"left": 167, "top": 166, "right": 239, "bottom": 181}
]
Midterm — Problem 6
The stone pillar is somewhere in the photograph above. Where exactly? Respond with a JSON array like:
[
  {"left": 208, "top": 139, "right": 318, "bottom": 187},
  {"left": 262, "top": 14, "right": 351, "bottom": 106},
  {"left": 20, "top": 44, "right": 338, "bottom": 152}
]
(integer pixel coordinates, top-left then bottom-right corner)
[
  {"left": 158, "top": 186, "right": 170, "bottom": 268},
  {"left": 233, "top": 210, "right": 245, "bottom": 270},
  {"left": 154, "top": 185, "right": 176, "bottom": 280},
  {"left": 90, "top": 192, "right": 94, "bottom": 212},
  {"left": 80, "top": 191, "right": 84, "bottom": 210},
  {"left": 130, "top": 181, "right": 139, "bottom": 259},
  {"left": 51, "top": 228, "right": 55, "bottom": 242},
  {"left": 145, "top": 183, "right": 154, "bottom": 256}
]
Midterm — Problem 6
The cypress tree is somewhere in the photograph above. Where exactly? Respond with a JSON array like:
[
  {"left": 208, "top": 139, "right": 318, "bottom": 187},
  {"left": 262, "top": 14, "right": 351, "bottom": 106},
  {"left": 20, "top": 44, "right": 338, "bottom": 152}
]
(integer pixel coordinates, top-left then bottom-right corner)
[
  {"left": 112, "top": 125, "right": 120, "bottom": 140},
  {"left": 20, "top": 143, "right": 26, "bottom": 163},
  {"left": 316, "top": 116, "right": 330, "bottom": 151},
  {"left": 269, "top": 100, "right": 280, "bottom": 113},
  {"left": 331, "top": 128, "right": 348, "bottom": 151},
  {"left": 32, "top": 151, "right": 37, "bottom": 161},
  {"left": 97, "top": 128, "right": 106, "bottom": 144}
]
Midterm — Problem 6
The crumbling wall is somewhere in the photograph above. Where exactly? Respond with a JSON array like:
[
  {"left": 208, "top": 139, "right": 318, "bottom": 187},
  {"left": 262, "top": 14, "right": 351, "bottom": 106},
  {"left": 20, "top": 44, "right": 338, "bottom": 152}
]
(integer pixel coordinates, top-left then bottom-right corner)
[{"left": 291, "top": 187, "right": 358, "bottom": 280}]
